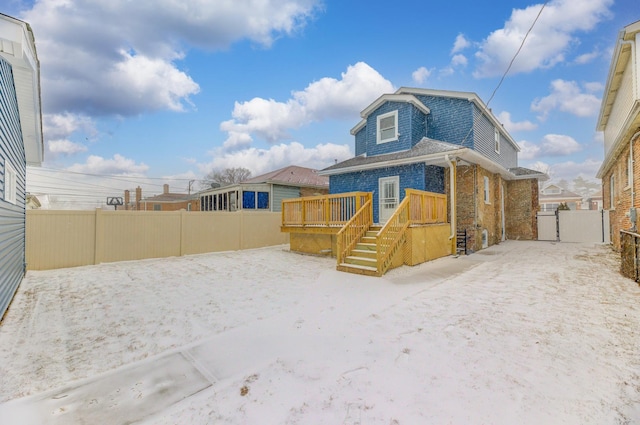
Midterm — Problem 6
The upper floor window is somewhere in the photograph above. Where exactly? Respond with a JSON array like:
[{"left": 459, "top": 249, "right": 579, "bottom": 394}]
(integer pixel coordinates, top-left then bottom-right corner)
[
  {"left": 494, "top": 128, "right": 500, "bottom": 154},
  {"left": 377, "top": 110, "right": 398, "bottom": 144},
  {"left": 4, "top": 161, "right": 16, "bottom": 204}
]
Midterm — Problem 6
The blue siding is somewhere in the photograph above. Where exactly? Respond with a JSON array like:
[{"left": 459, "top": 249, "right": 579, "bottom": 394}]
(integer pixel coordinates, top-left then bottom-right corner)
[
  {"left": 330, "top": 164, "right": 444, "bottom": 222},
  {"left": 0, "top": 57, "right": 27, "bottom": 320},
  {"left": 472, "top": 106, "right": 517, "bottom": 169},
  {"left": 409, "top": 105, "right": 428, "bottom": 147},
  {"left": 354, "top": 128, "right": 366, "bottom": 156},
  {"left": 364, "top": 102, "right": 414, "bottom": 156},
  {"left": 415, "top": 95, "right": 474, "bottom": 149}
]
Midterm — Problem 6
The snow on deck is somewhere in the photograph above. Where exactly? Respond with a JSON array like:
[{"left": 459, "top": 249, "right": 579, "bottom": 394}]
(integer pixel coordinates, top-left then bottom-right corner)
[{"left": 0, "top": 241, "right": 639, "bottom": 424}]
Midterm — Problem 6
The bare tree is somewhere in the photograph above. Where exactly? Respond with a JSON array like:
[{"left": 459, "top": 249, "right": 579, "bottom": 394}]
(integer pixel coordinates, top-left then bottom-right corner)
[{"left": 200, "top": 167, "right": 252, "bottom": 189}]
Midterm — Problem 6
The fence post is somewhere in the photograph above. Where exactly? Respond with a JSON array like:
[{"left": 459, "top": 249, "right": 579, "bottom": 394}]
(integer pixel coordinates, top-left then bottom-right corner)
[
  {"left": 94, "top": 208, "right": 103, "bottom": 265},
  {"left": 180, "top": 209, "right": 186, "bottom": 257}
]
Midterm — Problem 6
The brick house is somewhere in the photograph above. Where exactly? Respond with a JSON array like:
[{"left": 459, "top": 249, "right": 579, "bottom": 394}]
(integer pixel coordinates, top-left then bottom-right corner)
[
  {"left": 138, "top": 184, "right": 199, "bottom": 211},
  {"left": 320, "top": 87, "right": 546, "bottom": 252},
  {"left": 596, "top": 19, "right": 640, "bottom": 250},
  {"left": 539, "top": 184, "right": 584, "bottom": 211}
]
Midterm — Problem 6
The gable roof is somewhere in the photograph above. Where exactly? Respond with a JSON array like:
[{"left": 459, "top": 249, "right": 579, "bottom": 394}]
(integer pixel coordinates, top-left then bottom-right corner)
[
  {"left": 0, "top": 13, "right": 43, "bottom": 165},
  {"left": 395, "top": 87, "right": 521, "bottom": 152},
  {"left": 242, "top": 165, "right": 328, "bottom": 188},
  {"left": 319, "top": 137, "right": 546, "bottom": 181},
  {"left": 350, "top": 94, "right": 430, "bottom": 135}
]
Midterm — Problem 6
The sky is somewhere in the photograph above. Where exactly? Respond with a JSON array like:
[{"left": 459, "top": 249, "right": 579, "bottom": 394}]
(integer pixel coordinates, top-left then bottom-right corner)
[{"left": 3, "top": 0, "right": 639, "bottom": 208}]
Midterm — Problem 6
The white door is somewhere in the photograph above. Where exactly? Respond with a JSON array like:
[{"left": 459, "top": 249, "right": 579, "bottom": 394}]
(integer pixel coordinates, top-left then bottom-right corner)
[{"left": 379, "top": 176, "right": 399, "bottom": 223}]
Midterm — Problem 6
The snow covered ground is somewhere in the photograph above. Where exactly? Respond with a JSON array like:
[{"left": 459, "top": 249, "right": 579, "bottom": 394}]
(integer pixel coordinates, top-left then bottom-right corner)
[{"left": 0, "top": 241, "right": 639, "bottom": 424}]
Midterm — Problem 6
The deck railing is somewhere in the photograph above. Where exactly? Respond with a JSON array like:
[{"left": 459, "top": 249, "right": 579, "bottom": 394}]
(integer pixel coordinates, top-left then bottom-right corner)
[
  {"left": 282, "top": 192, "right": 372, "bottom": 227},
  {"left": 336, "top": 200, "right": 373, "bottom": 265},
  {"left": 376, "top": 196, "right": 411, "bottom": 276},
  {"left": 406, "top": 189, "right": 447, "bottom": 224}
]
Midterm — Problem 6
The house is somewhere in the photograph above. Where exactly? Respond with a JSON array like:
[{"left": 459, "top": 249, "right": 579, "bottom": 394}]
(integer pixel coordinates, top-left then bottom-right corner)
[
  {"left": 596, "top": 19, "right": 640, "bottom": 250},
  {"left": 586, "top": 190, "right": 603, "bottom": 211},
  {"left": 0, "top": 14, "right": 44, "bottom": 319},
  {"left": 138, "top": 184, "right": 199, "bottom": 211},
  {"left": 539, "top": 184, "right": 583, "bottom": 211},
  {"left": 26, "top": 193, "right": 41, "bottom": 209},
  {"left": 282, "top": 87, "right": 546, "bottom": 276},
  {"left": 198, "top": 165, "right": 329, "bottom": 212}
]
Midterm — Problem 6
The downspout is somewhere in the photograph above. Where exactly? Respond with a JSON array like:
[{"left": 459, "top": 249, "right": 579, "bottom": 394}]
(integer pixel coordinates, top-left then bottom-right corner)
[{"left": 445, "top": 154, "right": 457, "bottom": 254}]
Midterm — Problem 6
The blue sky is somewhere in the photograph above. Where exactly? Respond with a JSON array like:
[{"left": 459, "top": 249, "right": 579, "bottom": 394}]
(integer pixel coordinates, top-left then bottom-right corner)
[{"left": 4, "top": 0, "right": 638, "bottom": 208}]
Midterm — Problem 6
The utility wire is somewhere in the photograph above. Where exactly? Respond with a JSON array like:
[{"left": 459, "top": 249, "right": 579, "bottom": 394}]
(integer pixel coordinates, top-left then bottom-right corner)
[{"left": 460, "top": 0, "right": 548, "bottom": 146}]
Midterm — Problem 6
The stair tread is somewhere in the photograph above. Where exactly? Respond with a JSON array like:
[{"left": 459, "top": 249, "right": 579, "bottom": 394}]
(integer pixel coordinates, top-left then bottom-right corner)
[
  {"left": 339, "top": 262, "right": 377, "bottom": 271},
  {"left": 346, "top": 255, "right": 376, "bottom": 262}
]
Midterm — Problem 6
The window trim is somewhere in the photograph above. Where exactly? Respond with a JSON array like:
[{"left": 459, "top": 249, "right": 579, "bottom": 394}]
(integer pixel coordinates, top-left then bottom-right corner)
[
  {"left": 610, "top": 174, "right": 615, "bottom": 210},
  {"left": 483, "top": 176, "right": 490, "bottom": 204},
  {"left": 4, "top": 161, "right": 17, "bottom": 205},
  {"left": 494, "top": 127, "right": 500, "bottom": 154},
  {"left": 376, "top": 110, "right": 398, "bottom": 144},
  {"left": 626, "top": 154, "right": 633, "bottom": 189}
]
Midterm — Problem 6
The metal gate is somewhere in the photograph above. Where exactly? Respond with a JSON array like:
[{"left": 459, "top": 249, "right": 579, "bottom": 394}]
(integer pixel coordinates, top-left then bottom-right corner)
[{"left": 537, "top": 210, "right": 610, "bottom": 243}]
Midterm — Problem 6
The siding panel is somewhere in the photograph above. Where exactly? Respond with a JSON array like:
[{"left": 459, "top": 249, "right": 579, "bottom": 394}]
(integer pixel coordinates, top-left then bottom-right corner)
[
  {"left": 272, "top": 185, "right": 300, "bottom": 212},
  {"left": 0, "top": 57, "right": 27, "bottom": 319}
]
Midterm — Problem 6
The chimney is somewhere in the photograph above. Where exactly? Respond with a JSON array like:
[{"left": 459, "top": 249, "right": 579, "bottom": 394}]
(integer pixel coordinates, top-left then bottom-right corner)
[
  {"left": 135, "top": 186, "right": 142, "bottom": 210},
  {"left": 163, "top": 184, "right": 169, "bottom": 194},
  {"left": 124, "top": 190, "right": 130, "bottom": 210}
]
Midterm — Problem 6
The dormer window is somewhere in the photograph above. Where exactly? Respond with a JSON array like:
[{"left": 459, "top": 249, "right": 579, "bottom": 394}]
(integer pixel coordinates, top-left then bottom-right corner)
[{"left": 377, "top": 110, "right": 398, "bottom": 144}]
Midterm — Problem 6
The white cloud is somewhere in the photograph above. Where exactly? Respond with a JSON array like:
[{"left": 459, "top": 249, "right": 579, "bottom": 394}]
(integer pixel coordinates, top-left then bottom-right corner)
[
  {"left": 574, "top": 49, "right": 600, "bottom": 64},
  {"left": 412, "top": 67, "right": 433, "bottom": 84},
  {"left": 584, "top": 81, "right": 604, "bottom": 92},
  {"left": 498, "top": 111, "right": 537, "bottom": 133},
  {"left": 517, "top": 133, "right": 582, "bottom": 160},
  {"left": 21, "top": 0, "right": 321, "bottom": 116},
  {"left": 68, "top": 154, "right": 149, "bottom": 175},
  {"left": 473, "top": 0, "right": 613, "bottom": 78},
  {"left": 220, "top": 62, "right": 394, "bottom": 147},
  {"left": 48, "top": 139, "right": 88, "bottom": 156},
  {"left": 531, "top": 79, "right": 601, "bottom": 120},
  {"left": 451, "top": 34, "right": 471, "bottom": 54},
  {"left": 43, "top": 113, "right": 97, "bottom": 141},
  {"left": 523, "top": 159, "right": 602, "bottom": 182},
  {"left": 200, "top": 142, "right": 352, "bottom": 177},
  {"left": 451, "top": 54, "right": 468, "bottom": 67}
]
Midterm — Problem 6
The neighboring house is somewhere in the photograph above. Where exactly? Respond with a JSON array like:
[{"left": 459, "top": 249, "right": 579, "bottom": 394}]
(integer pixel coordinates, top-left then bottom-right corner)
[
  {"left": 539, "top": 184, "right": 583, "bottom": 211},
  {"left": 139, "top": 184, "right": 199, "bottom": 211},
  {"left": 198, "top": 165, "right": 329, "bottom": 212},
  {"left": 596, "top": 19, "right": 640, "bottom": 250},
  {"left": 586, "top": 190, "right": 604, "bottom": 210},
  {"left": 0, "top": 14, "right": 44, "bottom": 319},
  {"left": 321, "top": 87, "right": 546, "bottom": 250},
  {"left": 26, "top": 193, "right": 41, "bottom": 209}
]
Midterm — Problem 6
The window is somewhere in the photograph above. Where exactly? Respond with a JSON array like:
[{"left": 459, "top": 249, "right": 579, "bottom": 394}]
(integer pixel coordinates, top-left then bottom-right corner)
[
  {"left": 494, "top": 128, "right": 500, "bottom": 154},
  {"left": 4, "top": 161, "right": 16, "bottom": 204},
  {"left": 377, "top": 111, "right": 398, "bottom": 144},
  {"left": 242, "top": 191, "right": 270, "bottom": 209},
  {"left": 153, "top": 204, "right": 161, "bottom": 211},
  {"left": 610, "top": 174, "right": 615, "bottom": 209},
  {"left": 484, "top": 176, "right": 490, "bottom": 204}
]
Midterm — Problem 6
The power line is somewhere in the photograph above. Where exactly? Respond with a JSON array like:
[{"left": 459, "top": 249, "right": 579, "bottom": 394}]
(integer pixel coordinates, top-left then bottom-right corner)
[{"left": 461, "top": 0, "right": 548, "bottom": 146}]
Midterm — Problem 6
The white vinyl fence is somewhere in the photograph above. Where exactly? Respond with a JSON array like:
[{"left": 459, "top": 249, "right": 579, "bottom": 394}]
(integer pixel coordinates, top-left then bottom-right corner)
[{"left": 537, "top": 210, "right": 610, "bottom": 243}]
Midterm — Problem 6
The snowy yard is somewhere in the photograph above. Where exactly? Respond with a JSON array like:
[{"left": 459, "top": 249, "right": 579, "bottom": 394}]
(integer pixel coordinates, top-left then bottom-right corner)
[{"left": 0, "top": 241, "right": 639, "bottom": 424}]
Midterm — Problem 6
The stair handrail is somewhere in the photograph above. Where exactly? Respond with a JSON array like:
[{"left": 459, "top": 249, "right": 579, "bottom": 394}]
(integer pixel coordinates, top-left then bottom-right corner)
[
  {"left": 376, "top": 196, "right": 411, "bottom": 275},
  {"left": 336, "top": 199, "right": 373, "bottom": 265}
]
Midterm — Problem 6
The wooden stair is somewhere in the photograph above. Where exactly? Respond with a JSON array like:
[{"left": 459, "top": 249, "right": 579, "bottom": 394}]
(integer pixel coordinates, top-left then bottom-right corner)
[{"left": 337, "top": 226, "right": 382, "bottom": 276}]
